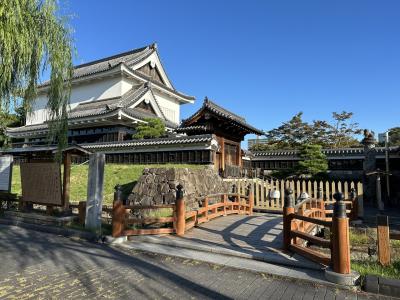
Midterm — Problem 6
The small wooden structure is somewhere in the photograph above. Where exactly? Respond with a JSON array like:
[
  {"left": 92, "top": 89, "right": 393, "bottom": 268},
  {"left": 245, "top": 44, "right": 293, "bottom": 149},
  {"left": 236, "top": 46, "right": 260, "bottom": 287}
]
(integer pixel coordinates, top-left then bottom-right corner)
[
  {"left": 1, "top": 145, "right": 91, "bottom": 212},
  {"left": 112, "top": 184, "right": 254, "bottom": 237},
  {"left": 283, "top": 190, "right": 353, "bottom": 275},
  {"left": 179, "top": 98, "right": 263, "bottom": 176}
]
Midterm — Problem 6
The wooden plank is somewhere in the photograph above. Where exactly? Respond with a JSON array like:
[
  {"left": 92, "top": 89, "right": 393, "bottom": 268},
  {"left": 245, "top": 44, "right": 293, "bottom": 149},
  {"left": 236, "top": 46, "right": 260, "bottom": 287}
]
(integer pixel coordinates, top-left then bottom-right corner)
[
  {"left": 125, "top": 217, "right": 175, "bottom": 224},
  {"left": 263, "top": 179, "right": 268, "bottom": 208},
  {"left": 280, "top": 179, "right": 285, "bottom": 209},
  {"left": 255, "top": 179, "right": 260, "bottom": 208},
  {"left": 344, "top": 181, "right": 349, "bottom": 200},
  {"left": 124, "top": 204, "right": 175, "bottom": 209},
  {"left": 123, "top": 228, "right": 175, "bottom": 235},
  {"left": 292, "top": 214, "right": 332, "bottom": 227},
  {"left": 325, "top": 181, "right": 330, "bottom": 202},
  {"left": 185, "top": 220, "right": 196, "bottom": 230},
  {"left": 291, "top": 230, "right": 331, "bottom": 248},
  {"left": 377, "top": 215, "right": 391, "bottom": 266},
  {"left": 289, "top": 244, "right": 331, "bottom": 266},
  {"left": 185, "top": 211, "right": 197, "bottom": 218},
  {"left": 390, "top": 232, "right": 400, "bottom": 240}
]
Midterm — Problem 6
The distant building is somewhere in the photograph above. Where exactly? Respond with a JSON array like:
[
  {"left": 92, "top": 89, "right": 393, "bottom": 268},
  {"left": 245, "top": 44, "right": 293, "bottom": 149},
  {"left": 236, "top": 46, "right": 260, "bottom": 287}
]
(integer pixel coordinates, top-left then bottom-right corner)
[
  {"left": 251, "top": 147, "right": 400, "bottom": 180},
  {"left": 248, "top": 138, "right": 268, "bottom": 149}
]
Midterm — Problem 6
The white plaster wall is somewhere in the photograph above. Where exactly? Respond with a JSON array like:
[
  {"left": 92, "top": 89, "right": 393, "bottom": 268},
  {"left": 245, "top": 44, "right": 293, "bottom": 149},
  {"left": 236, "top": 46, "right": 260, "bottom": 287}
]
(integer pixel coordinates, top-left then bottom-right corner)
[
  {"left": 153, "top": 92, "right": 180, "bottom": 124},
  {"left": 26, "top": 75, "right": 125, "bottom": 125}
]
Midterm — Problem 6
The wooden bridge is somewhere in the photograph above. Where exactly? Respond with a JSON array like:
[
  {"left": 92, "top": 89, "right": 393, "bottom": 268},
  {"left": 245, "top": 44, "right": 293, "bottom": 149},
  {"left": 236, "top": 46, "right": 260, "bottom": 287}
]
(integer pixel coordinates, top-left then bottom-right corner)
[{"left": 111, "top": 184, "right": 356, "bottom": 278}]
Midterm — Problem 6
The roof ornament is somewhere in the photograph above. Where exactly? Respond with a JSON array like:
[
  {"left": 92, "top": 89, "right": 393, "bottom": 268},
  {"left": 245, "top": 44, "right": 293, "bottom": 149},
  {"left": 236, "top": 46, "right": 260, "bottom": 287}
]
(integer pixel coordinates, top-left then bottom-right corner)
[{"left": 151, "top": 43, "right": 158, "bottom": 50}]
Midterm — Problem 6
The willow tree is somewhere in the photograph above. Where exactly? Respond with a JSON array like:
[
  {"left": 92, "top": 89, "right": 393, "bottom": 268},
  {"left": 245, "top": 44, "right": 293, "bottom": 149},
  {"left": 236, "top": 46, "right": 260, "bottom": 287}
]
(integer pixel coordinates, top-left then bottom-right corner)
[{"left": 0, "top": 0, "right": 73, "bottom": 149}]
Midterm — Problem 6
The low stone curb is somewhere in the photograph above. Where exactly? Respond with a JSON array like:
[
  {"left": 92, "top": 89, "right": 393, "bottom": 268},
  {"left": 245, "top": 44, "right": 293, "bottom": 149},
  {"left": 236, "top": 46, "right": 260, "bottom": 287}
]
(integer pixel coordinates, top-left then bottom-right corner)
[
  {"left": 128, "top": 235, "right": 323, "bottom": 271},
  {"left": 0, "top": 218, "right": 98, "bottom": 241},
  {"left": 364, "top": 275, "right": 400, "bottom": 298}
]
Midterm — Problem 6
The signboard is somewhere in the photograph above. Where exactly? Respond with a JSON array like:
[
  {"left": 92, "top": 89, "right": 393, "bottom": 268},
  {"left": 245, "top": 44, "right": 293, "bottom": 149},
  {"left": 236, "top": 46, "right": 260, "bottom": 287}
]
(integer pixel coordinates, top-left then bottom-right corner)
[
  {"left": 20, "top": 162, "right": 62, "bottom": 205},
  {"left": 0, "top": 155, "right": 13, "bottom": 192}
]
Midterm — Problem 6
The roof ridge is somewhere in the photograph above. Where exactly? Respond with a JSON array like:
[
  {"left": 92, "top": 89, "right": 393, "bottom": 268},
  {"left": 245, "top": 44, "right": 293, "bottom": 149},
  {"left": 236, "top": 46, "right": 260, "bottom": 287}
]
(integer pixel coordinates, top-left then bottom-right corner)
[
  {"left": 74, "top": 45, "right": 151, "bottom": 69},
  {"left": 203, "top": 97, "right": 246, "bottom": 122}
]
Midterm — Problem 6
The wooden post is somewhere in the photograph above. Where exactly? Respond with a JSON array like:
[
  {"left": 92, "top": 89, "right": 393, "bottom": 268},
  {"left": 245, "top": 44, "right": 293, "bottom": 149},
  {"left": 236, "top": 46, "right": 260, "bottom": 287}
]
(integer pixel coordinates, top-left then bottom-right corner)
[
  {"left": 112, "top": 185, "right": 125, "bottom": 237},
  {"left": 350, "top": 188, "right": 358, "bottom": 221},
  {"left": 223, "top": 194, "right": 228, "bottom": 216},
  {"left": 175, "top": 184, "right": 186, "bottom": 236},
  {"left": 62, "top": 152, "right": 71, "bottom": 211},
  {"left": 204, "top": 197, "right": 209, "bottom": 221},
  {"left": 283, "top": 188, "right": 295, "bottom": 250},
  {"left": 78, "top": 201, "right": 86, "bottom": 225},
  {"left": 377, "top": 215, "right": 391, "bottom": 266},
  {"left": 248, "top": 184, "right": 254, "bottom": 215},
  {"left": 331, "top": 192, "right": 351, "bottom": 274}
]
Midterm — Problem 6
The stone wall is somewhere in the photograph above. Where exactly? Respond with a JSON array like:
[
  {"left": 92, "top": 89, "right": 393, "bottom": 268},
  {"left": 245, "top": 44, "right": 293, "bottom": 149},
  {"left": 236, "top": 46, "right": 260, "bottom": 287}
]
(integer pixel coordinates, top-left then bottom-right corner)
[{"left": 128, "top": 167, "right": 230, "bottom": 209}]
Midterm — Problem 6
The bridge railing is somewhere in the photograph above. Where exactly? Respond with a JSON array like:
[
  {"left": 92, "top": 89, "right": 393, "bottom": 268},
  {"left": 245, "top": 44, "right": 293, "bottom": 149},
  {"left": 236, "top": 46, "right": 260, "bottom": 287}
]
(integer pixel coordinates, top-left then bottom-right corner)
[
  {"left": 112, "top": 185, "right": 254, "bottom": 238},
  {"left": 283, "top": 189, "right": 351, "bottom": 275}
]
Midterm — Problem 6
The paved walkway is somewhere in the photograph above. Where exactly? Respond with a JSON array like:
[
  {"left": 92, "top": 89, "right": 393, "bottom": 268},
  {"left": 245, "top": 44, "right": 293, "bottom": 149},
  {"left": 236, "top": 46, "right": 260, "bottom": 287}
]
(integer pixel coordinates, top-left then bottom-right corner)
[{"left": 0, "top": 225, "right": 389, "bottom": 299}]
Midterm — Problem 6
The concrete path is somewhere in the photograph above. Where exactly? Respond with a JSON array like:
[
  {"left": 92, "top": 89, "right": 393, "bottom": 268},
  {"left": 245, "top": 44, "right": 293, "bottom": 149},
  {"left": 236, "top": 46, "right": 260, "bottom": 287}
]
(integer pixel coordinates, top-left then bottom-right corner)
[{"left": 0, "top": 224, "right": 389, "bottom": 299}]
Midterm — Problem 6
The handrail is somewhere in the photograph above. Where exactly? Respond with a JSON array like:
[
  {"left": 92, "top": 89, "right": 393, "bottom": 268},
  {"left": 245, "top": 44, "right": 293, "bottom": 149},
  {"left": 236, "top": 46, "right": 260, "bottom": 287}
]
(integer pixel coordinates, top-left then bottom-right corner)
[
  {"left": 294, "top": 197, "right": 318, "bottom": 210},
  {"left": 124, "top": 204, "right": 175, "bottom": 210},
  {"left": 196, "top": 193, "right": 249, "bottom": 201},
  {"left": 291, "top": 213, "right": 332, "bottom": 228}
]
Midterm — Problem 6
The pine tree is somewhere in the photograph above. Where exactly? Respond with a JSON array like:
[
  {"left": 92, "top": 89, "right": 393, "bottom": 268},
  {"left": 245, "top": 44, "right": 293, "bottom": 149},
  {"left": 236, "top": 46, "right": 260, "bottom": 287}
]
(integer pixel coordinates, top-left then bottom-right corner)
[
  {"left": 296, "top": 144, "right": 328, "bottom": 176},
  {"left": 134, "top": 118, "right": 165, "bottom": 139}
]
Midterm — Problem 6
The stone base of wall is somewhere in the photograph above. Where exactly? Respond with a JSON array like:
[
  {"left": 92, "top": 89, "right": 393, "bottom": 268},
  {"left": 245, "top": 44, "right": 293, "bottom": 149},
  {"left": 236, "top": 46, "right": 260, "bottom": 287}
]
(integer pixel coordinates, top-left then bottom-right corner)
[{"left": 127, "top": 167, "right": 230, "bottom": 209}]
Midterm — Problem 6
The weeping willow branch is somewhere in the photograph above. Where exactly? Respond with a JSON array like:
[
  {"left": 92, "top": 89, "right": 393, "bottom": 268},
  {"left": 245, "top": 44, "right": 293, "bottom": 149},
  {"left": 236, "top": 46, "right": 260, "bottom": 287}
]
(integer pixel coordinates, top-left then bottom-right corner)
[{"left": 0, "top": 0, "right": 74, "bottom": 154}]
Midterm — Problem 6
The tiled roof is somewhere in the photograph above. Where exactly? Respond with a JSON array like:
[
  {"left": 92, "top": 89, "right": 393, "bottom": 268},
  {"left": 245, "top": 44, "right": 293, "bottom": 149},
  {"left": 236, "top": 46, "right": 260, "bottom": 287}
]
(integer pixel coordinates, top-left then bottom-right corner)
[
  {"left": 79, "top": 134, "right": 214, "bottom": 150},
  {"left": 252, "top": 146, "right": 400, "bottom": 157},
  {"left": 39, "top": 45, "right": 153, "bottom": 87},
  {"left": 37, "top": 44, "right": 195, "bottom": 101},
  {"left": 181, "top": 98, "right": 264, "bottom": 135},
  {"left": 6, "top": 85, "right": 177, "bottom": 136},
  {"left": 175, "top": 125, "right": 209, "bottom": 133}
]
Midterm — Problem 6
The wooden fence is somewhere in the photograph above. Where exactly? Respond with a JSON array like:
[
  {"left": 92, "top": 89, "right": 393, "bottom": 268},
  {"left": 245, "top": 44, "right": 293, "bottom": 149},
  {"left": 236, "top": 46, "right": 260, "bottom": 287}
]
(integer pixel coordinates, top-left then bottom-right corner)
[
  {"left": 112, "top": 185, "right": 253, "bottom": 238},
  {"left": 283, "top": 189, "right": 352, "bottom": 274},
  {"left": 224, "top": 178, "right": 363, "bottom": 214}
]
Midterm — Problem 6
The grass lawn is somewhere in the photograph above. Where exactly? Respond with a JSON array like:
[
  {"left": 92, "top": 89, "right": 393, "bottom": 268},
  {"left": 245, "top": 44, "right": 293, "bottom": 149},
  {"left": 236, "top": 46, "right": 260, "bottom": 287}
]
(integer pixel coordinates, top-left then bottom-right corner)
[
  {"left": 11, "top": 163, "right": 205, "bottom": 206},
  {"left": 349, "top": 228, "right": 400, "bottom": 280},
  {"left": 352, "top": 259, "right": 400, "bottom": 280}
]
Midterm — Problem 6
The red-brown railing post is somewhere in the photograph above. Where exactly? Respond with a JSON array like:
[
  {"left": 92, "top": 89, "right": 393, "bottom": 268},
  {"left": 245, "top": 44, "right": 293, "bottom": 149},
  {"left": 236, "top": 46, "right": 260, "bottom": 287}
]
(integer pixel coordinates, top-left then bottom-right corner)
[
  {"left": 112, "top": 185, "right": 125, "bottom": 238},
  {"left": 175, "top": 184, "right": 186, "bottom": 236},
  {"left": 203, "top": 197, "right": 209, "bottom": 220},
  {"left": 283, "top": 188, "right": 295, "bottom": 250},
  {"left": 248, "top": 183, "right": 254, "bottom": 216},
  {"left": 331, "top": 192, "right": 351, "bottom": 274},
  {"left": 223, "top": 194, "right": 227, "bottom": 216}
]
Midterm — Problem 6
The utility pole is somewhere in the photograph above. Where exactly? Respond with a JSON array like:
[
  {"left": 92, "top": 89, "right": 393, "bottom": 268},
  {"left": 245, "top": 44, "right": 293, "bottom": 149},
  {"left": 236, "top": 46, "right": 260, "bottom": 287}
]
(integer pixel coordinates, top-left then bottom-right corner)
[{"left": 384, "top": 131, "right": 391, "bottom": 203}]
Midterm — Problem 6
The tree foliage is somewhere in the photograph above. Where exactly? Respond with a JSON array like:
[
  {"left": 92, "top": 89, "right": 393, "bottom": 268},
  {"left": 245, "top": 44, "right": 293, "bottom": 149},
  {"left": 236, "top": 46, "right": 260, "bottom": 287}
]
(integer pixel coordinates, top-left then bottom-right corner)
[
  {"left": 388, "top": 127, "right": 400, "bottom": 146},
  {"left": 134, "top": 118, "right": 165, "bottom": 139},
  {"left": 253, "top": 111, "right": 362, "bottom": 150},
  {"left": 296, "top": 144, "right": 328, "bottom": 176},
  {"left": 0, "top": 109, "right": 22, "bottom": 148},
  {"left": 0, "top": 0, "right": 73, "bottom": 150}
]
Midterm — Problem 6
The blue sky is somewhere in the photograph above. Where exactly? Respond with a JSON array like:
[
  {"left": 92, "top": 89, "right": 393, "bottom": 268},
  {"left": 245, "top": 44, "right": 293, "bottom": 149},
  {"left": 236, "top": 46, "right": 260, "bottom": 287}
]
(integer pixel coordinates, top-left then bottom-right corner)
[{"left": 66, "top": 0, "right": 400, "bottom": 146}]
